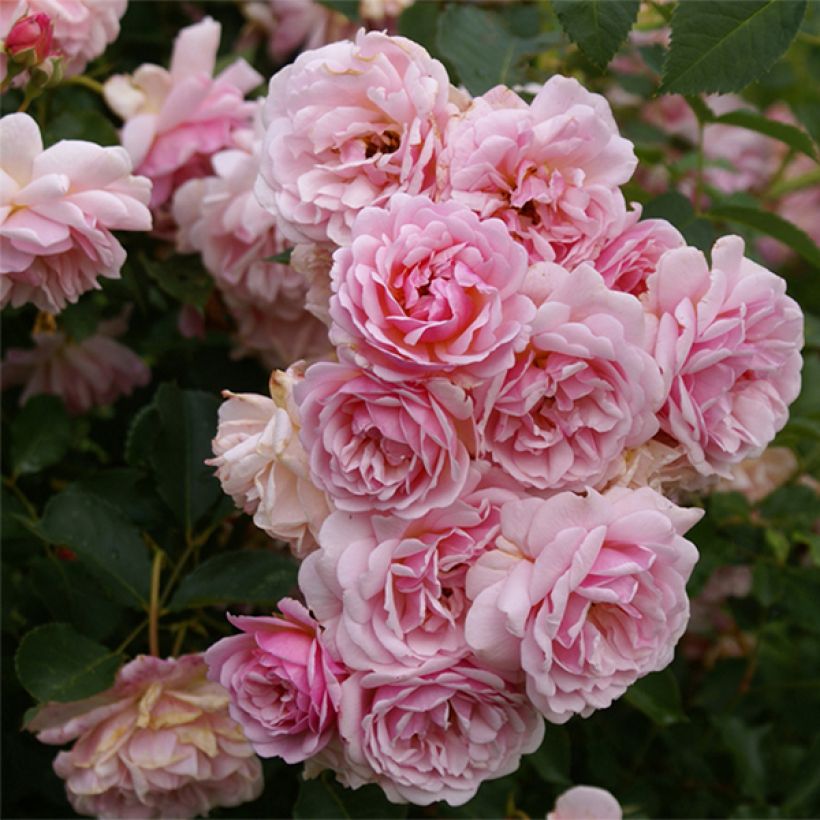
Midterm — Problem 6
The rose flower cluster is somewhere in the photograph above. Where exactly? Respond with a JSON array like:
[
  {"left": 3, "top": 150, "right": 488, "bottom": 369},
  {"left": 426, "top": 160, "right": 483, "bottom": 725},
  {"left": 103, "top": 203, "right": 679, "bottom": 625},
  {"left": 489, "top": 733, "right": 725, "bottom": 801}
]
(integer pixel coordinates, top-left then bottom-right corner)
[{"left": 200, "top": 29, "right": 804, "bottom": 807}]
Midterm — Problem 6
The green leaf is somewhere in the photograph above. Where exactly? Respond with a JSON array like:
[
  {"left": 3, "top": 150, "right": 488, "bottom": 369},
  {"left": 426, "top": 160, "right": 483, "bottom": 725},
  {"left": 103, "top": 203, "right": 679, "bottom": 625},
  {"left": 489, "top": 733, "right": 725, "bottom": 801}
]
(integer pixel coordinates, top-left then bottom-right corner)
[
  {"left": 765, "top": 528, "right": 791, "bottom": 564},
  {"left": 124, "top": 403, "right": 160, "bottom": 467},
  {"left": 661, "top": 1, "right": 807, "bottom": 94},
  {"left": 266, "top": 249, "right": 293, "bottom": 265},
  {"left": 714, "top": 716, "right": 770, "bottom": 800},
  {"left": 706, "top": 204, "right": 820, "bottom": 269},
  {"left": 624, "top": 669, "right": 687, "bottom": 726},
  {"left": 435, "top": 5, "right": 558, "bottom": 95},
  {"left": 315, "top": 0, "right": 359, "bottom": 19},
  {"left": 39, "top": 486, "right": 151, "bottom": 609},
  {"left": 142, "top": 253, "right": 213, "bottom": 309},
  {"left": 149, "top": 384, "right": 222, "bottom": 532},
  {"left": 642, "top": 191, "right": 715, "bottom": 252},
  {"left": 527, "top": 725, "right": 571, "bottom": 785},
  {"left": 553, "top": 0, "right": 640, "bottom": 68},
  {"left": 712, "top": 109, "right": 817, "bottom": 160},
  {"left": 398, "top": 0, "right": 441, "bottom": 55},
  {"left": 58, "top": 298, "right": 103, "bottom": 342},
  {"left": 11, "top": 396, "right": 72, "bottom": 477},
  {"left": 168, "top": 550, "right": 298, "bottom": 612},
  {"left": 43, "top": 108, "right": 118, "bottom": 147},
  {"left": 294, "top": 776, "right": 406, "bottom": 819},
  {"left": 15, "top": 623, "right": 122, "bottom": 702}
]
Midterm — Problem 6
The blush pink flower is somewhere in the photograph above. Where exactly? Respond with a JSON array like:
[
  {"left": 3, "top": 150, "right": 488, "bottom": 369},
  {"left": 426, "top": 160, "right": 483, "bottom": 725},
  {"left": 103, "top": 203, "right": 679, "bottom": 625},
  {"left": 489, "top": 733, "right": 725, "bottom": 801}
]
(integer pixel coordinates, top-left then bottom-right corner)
[
  {"left": 29, "top": 654, "right": 263, "bottom": 819},
  {"left": 476, "top": 262, "right": 663, "bottom": 492},
  {"left": 290, "top": 242, "right": 334, "bottom": 325},
  {"left": 465, "top": 487, "right": 701, "bottom": 723},
  {"left": 330, "top": 194, "right": 533, "bottom": 384},
  {"left": 645, "top": 235, "right": 804, "bottom": 477},
  {"left": 1, "top": 316, "right": 149, "bottom": 414},
  {"left": 715, "top": 446, "right": 798, "bottom": 503},
  {"left": 205, "top": 598, "right": 346, "bottom": 763},
  {"left": 256, "top": 29, "right": 458, "bottom": 245},
  {"left": 299, "top": 464, "right": 522, "bottom": 672},
  {"left": 0, "top": 113, "right": 152, "bottom": 313},
  {"left": 25, "top": 0, "right": 127, "bottom": 76},
  {"left": 295, "top": 360, "right": 472, "bottom": 518},
  {"left": 335, "top": 660, "right": 544, "bottom": 806},
  {"left": 548, "top": 785, "right": 622, "bottom": 820},
  {"left": 593, "top": 214, "right": 684, "bottom": 297},
  {"left": 208, "top": 368, "right": 332, "bottom": 557},
  {"left": 440, "top": 78, "right": 637, "bottom": 265},
  {"left": 103, "top": 17, "right": 262, "bottom": 209}
]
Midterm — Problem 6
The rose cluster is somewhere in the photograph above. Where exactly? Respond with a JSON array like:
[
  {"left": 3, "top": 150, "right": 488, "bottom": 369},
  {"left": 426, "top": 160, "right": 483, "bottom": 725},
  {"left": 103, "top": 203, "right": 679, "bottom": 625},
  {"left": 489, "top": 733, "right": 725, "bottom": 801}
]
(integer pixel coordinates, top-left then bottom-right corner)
[{"left": 202, "top": 29, "right": 804, "bottom": 807}]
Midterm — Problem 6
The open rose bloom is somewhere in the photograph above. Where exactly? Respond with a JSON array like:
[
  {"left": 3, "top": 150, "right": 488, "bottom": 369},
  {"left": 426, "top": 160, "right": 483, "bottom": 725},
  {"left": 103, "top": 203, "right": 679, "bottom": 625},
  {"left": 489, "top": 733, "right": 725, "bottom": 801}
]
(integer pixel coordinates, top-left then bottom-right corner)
[
  {"left": 29, "top": 655, "right": 263, "bottom": 819},
  {"left": 0, "top": 113, "right": 152, "bottom": 312}
]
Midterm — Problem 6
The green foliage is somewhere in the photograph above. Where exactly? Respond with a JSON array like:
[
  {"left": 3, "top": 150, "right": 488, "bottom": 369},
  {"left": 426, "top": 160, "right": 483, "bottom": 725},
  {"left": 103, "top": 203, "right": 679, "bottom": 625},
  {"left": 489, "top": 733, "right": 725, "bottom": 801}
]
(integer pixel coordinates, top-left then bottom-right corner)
[
  {"left": 553, "top": 0, "right": 640, "bottom": 68},
  {"left": 141, "top": 253, "right": 214, "bottom": 309},
  {"left": 294, "top": 775, "right": 407, "bottom": 819},
  {"left": 168, "top": 551, "right": 298, "bottom": 612},
  {"left": 661, "top": 1, "right": 808, "bottom": 94},
  {"left": 642, "top": 191, "right": 715, "bottom": 252},
  {"left": 15, "top": 623, "right": 123, "bottom": 703},
  {"left": 10, "top": 396, "right": 72, "bottom": 477},
  {"left": 624, "top": 669, "right": 687, "bottom": 726}
]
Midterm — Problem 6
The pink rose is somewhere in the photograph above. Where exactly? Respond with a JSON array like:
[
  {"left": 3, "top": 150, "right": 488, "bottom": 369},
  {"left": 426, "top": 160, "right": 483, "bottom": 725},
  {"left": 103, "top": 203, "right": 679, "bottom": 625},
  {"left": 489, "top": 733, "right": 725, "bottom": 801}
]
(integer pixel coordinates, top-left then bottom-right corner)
[
  {"left": 25, "top": 0, "right": 127, "bottom": 76},
  {"left": 290, "top": 242, "right": 334, "bottom": 325},
  {"left": 594, "top": 214, "right": 684, "bottom": 297},
  {"left": 2, "top": 316, "right": 149, "bottom": 414},
  {"left": 335, "top": 659, "right": 544, "bottom": 806},
  {"left": 548, "top": 785, "right": 622, "bottom": 820},
  {"left": 476, "top": 262, "right": 663, "bottom": 492},
  {"left": 715, "top": 446, "right": 798, "bottom": 503},
  {"left": 329, "top": 194, "right": 534, "bottom": 384},
  {"left": 0, "top": 113, "right": 152, "bottom": 313},
  {"left": 299, "top": 464, "right": 522, "bottom": 672},
  {"left": 103, "top": 17, "right": 262, "bottom": 209},
  {"left": 646, "top": 235, "right": 804, "bottom": 476},
  {"left": 208, "top": 368, "right": 332, "bottom": 556},
  {"left": 29, "top": 654, "right": 263, "bottom": 819},
  {"left": 205, "top": 598, "right": 346, "bottom": 763},
  {"left": 256, "top": 30, "right": 458, "bottom": 245},
  {"left": 440, "top": 78, "right": 636, "bottom": 265},
  {"left": 295, "top": 360, "right": 472, "bottom": 518},
  {"left": 465, "top": 487, "right": 701, "bottom": 723}
]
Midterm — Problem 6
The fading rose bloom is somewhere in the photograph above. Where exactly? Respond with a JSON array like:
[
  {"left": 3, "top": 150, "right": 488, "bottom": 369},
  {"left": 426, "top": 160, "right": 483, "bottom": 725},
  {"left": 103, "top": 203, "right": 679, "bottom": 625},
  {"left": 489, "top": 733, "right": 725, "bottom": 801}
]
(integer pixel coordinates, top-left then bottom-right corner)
[
  {"left": 299, "top": 464, "right": 522, "bottom": 672},
  {"left": 0, "top": 113, "right": 152, "bottom": 313},
  {"left": 548, "top": 785, "right": 622, "bottom": 820},
  {"left": 256, "top": 30, "right": 459, "bottom": 246},
  {"left": 240, "top": 0, "right": 352, "bottom": 62},
  {"left": 29, "top": 654, "right": 263, "bottom": 819},
  {"left": 476, "top": 262, "right": 663, "bottom": 492},
  {"left": 225, "top": 292, "right": 332, "bottom": 369},
  {"left": 336, "top": 660, "right": 544, "bottom": 806},
  {"left": 291, "top": 242, "right": 334, "bottom": 325},
  {"left": 1, "top": 316, "right": 149, "bottom": 414},
  {"left": 104, "top": 17, "right": 262, "bottom": 209},
  {"left": 645, "top": 236, "right": 804, "bottom": 477},
  {"left": 24, "top": 0, "right": 126, "bottom": 76},
  {"left": 594, "top": 214, "right": 684, "bottom": 297},
  {"left": 715, "top": 446, "right": 798, "bottom": 503},
  {"left": 208, "top": 368, "right": 332, "bottom": 556},
  {"left": 295, "top": 360, "right": 472, "bottom": 519},
  {"left": 604, "top": 437, "right": 714, "bottom": 499},
  {"left": 330, "top": 195, "right": 533, "bottom": 384},
  {"left": 465, "top": 488, "right": 701, "bottom": 723},
  {"left": 441, "top": 78, "right": 636, "bottom": 265},
  {"left": 205, "top": 598, "right": 346, "bottom": 763}
]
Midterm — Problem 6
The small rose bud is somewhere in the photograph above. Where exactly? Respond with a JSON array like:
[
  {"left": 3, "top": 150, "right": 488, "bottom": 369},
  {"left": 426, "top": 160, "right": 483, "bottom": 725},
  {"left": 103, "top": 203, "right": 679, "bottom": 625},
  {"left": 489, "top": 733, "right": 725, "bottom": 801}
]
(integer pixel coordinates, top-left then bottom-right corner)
[{"left": 5, "top": 13, "right": 54, "bottom": 66}]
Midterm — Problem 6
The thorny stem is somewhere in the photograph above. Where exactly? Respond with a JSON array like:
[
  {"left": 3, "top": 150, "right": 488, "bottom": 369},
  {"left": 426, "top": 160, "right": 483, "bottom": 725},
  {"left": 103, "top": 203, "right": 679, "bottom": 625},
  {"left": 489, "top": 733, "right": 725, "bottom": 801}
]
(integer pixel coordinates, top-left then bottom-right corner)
[{"left": 148, "top": 550, "right": 164, "bottom": 657}]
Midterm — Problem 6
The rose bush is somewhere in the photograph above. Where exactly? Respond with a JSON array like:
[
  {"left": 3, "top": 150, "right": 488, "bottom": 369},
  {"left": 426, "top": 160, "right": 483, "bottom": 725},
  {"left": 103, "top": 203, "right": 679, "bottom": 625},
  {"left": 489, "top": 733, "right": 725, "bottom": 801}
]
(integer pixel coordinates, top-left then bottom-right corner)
[{"left": 2, "top": 2, "right": 819, "bottom": 819}]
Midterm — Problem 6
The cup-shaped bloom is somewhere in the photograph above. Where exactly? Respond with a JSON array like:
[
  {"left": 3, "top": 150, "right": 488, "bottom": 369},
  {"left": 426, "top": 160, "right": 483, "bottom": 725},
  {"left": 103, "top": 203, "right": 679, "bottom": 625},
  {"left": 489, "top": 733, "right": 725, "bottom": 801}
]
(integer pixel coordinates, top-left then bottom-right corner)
[
  {"left": 465, "top": 487, "right": 701, "bottom": 723},
  {"left": 645, "top": 235, "right": 804, "bottom": 476},
  {"left": 205, "top": 598, "right": 346, "bottom": 763},
  {"left": 329, "top": 194, "right": 534, "bottom": 385},
  {"left": 294, "top": 360, "right": 472, "bottom": 518},
  {"left": 0, "top": 113, "right": 151, "bottom": 312},
  {"left": 256, "top": 30, "right": 458, "bottom": 246},
  {"left": 29, "top": 654, "right": 263, "bottom": 819}
]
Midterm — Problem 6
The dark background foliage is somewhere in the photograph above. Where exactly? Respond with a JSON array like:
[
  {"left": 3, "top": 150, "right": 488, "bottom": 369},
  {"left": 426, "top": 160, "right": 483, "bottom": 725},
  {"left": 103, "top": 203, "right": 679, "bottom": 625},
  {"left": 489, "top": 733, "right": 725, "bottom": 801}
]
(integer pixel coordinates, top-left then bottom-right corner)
[{"left": 2, "top": 1, "right": 819, "bottom": 817}]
